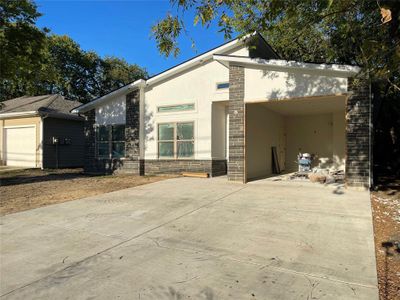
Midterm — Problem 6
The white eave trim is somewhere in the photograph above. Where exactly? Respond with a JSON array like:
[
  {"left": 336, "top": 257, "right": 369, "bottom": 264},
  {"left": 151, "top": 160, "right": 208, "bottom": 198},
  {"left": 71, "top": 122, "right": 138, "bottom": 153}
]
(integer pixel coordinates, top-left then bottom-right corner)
[
  {"left": 0, "top": 111, "right": 38, "bottom": 119},
  {"left": 72, "top": 79, "right": 146, "bottom": 113},
  {"left": 213, "top": 55, "right": 361, "bottom": 76},
  {"left": 146, "top": 35, "right": 251, "bottom": 86}
]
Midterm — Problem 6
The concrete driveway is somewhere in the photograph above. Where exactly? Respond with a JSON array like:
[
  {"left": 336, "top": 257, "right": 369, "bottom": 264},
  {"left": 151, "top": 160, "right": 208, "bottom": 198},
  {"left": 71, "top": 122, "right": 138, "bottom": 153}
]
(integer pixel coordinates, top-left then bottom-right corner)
[{"left": 0, "top": 177, "right": 378, "bottom": 299}]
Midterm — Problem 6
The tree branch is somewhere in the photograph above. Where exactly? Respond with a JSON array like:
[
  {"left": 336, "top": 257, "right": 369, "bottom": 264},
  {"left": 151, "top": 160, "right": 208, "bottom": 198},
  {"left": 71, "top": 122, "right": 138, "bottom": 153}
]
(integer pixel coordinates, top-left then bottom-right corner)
[
  {"left": 292, "top": 3, "right": 358, "bottom": 43},
  {"left": 388, "top": 78, "right": 400, "bottom": 92}
]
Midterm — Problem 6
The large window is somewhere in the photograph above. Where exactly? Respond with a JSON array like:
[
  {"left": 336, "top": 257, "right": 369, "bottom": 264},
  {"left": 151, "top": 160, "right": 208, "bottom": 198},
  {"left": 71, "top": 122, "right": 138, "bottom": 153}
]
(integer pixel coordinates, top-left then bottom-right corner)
[
  {"left": 158, "top": 122, "right": 194, "bottom": 158},
  {"left": 96, "top": 124, "right": 125, "bottom": 159}
]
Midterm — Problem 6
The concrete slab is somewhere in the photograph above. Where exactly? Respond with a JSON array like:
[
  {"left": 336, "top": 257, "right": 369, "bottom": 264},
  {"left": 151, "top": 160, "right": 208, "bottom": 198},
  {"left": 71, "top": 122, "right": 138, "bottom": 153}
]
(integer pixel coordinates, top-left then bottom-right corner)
[{"left": 0, "top": 177, "right": 378, "bottom": 299}]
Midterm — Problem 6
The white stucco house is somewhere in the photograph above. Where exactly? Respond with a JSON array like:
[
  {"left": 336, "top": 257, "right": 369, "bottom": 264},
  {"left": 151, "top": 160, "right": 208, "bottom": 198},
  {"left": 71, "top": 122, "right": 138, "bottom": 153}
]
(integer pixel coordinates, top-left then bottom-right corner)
[{"left": 73, "top": 33, "right": 371, "bottom": 188}]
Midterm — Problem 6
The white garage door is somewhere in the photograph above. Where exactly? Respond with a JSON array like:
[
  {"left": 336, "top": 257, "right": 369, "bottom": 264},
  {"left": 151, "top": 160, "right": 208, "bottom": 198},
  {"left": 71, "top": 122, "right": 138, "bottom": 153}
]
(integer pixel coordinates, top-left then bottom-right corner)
[{"left": 4, "top": 126, "right": 37, "bottom": 167}]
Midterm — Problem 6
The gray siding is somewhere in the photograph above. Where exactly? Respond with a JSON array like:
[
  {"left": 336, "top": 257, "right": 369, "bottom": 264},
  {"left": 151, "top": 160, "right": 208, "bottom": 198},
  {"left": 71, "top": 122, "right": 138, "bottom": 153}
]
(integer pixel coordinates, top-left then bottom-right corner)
[
  {"left": 248, "top": 34, "right": 280, "bottom": 59},
  {"left": 42, "top": 118, "right": 84, "bottom": 168}
]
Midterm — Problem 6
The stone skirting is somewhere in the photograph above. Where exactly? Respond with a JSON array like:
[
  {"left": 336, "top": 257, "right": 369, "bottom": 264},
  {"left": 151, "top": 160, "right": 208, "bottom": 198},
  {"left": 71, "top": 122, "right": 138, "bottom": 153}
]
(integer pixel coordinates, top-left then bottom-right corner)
[
  {"left": 211, "top": 160, "right": 228, "bottom": 177},
  {"left": 346, "top": 78, "right": 371, "bottom": 188},
  {"left": 144, "top": 159, "right": 227, "bottom": 177},
  {"left": 84, "top": 158, "right": 227, "bottom": 177},
  {"left": 84, "top": 158, "right": 138, "bottom": 174}
]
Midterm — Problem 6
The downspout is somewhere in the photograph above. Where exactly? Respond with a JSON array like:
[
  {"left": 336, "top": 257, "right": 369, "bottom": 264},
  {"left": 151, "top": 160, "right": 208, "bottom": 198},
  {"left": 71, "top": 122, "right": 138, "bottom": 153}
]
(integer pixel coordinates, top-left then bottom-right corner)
[
  {"left": 369, "top": 80, "right": 373, "bottom": 189},
  {"left": 39, "top": 117, "right": 43, "bottom": 169},
  {"left": 1, "top": 119, "right": 4, "bottom": 166},
  {"left": 40, "top": 113, "right": 50, "bottom": 169}
]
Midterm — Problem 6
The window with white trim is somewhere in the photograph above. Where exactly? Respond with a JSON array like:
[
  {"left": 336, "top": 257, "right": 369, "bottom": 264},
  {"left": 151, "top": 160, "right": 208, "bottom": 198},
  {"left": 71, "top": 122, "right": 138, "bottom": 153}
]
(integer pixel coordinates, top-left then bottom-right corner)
[
  {"left": 158, "top": 122, "right": 194, "bottom": 158},
  {"left": 157, "top": 103, "right": 195, "bottom": 113},
  {"left": 96, "top": 124, "right": 125, "bottom": 159}
]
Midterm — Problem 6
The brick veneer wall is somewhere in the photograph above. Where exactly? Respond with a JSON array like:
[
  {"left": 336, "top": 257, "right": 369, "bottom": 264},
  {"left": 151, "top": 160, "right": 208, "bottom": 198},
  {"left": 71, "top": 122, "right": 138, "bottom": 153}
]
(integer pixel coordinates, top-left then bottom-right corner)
[
  {"left": 83, "top": 90, "right": 143, "bottom": 174},
  {"left": 346, "top": 78, "right": 371, "bottom": 188},
  {"left": 83, "top": 109, "right": 127, "bottom": 174},
  {"left": 122, "top": 90, "right": 142, "bottom": 175},
  {"left": 82, "top": 91, "right": 227, "bottom": 176},
  {"left": 125, "top": 90, "right": 140, "bottom": 158},
  {"left": 83, "top": 109, "right": 97, "bottom": 173},
  {"left": 144, "top": 159, "right": 226, "bottom": 177},
  {"left": 228, "top": 65, "right": 246, "bottom": 182}
]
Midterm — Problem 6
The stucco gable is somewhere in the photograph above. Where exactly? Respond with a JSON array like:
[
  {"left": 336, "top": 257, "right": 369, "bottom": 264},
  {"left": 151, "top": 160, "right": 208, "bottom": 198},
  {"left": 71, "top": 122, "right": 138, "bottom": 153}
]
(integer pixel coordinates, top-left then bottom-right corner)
[{"left": 74, "top": 33, "right": 276, "bottom": 113}]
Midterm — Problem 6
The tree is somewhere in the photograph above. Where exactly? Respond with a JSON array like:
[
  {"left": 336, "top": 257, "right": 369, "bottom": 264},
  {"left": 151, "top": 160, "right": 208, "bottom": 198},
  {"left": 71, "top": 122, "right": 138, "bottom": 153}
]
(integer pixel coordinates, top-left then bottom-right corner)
[
  {"left": 0, "top": 0, "right": 48, "bottom": 99},
  {"left": 152, "top": 0, "right": 399, "bottom": 90},
  {"left": 43, "top": 35, "right": 101, "bottom": 101},
  {"left": 36, "top": 35, "right": 149, "bottom": 103},
  {"left": 0, "top": 1, "right": 148, "bottom": 103},
  {"left": 96, "top": 56, "right": 148, "bottom": 97}
]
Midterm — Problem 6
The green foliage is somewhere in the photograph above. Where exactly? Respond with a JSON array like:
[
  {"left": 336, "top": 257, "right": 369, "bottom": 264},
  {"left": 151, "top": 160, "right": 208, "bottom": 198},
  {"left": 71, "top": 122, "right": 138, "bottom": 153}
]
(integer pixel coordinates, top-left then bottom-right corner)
[
  {"left": 0, "top": 1, "right": 148, "bottom": 103},
  {"left": 0, "top": 0, "right": 41, "bottom": 26},
  {"left": 151, "top": 15, "right": 182, "bottom": 57},
  {"left": 0, "top": 0, "right": 48, "bottom": 98},
  {"left": 152, "top": 0, "right": 399, "bottom": 90},
  {"left": 98, "top": 56, "right": 148, "bottom": 96}
]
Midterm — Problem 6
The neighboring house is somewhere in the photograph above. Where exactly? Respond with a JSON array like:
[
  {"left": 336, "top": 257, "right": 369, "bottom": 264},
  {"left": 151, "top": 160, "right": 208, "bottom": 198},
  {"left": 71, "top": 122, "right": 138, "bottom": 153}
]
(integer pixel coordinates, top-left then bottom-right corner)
[
  {"left": 0, "top": 95, "right": 84, "bottom": 168},
  {"left": 73, "top": 33, "right": 371, "bottom": 188}
]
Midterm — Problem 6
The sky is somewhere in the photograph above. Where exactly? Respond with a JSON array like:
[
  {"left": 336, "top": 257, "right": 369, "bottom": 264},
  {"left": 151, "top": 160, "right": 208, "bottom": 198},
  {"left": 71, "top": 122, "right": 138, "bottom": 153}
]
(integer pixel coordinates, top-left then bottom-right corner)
[{"left": 35, "top": 0, "right": 229, "bottom": 76}]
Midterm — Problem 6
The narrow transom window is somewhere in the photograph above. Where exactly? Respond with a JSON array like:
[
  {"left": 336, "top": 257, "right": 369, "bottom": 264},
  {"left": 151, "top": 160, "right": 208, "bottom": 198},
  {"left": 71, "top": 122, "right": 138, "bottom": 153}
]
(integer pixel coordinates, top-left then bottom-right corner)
[
  {"left": 96, "top": 124, "right": 125, "bottom": 159},
  {"left": 158, "top": 122, "right": 194, "bottom": 158},
  {"left": 216, "top": 82, "right": 229, "bottom": 90},
  {"left": 157, "top": 103, "right": 195, "bottom": 113}
]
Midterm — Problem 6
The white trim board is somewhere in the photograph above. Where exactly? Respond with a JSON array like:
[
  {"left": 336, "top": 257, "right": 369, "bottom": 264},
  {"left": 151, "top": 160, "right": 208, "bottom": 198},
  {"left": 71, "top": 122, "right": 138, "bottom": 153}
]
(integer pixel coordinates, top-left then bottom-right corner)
[
  {"left": 3, "top": 124, "right": 37, "bottom": 129},
  {"left": 0, "top": 111, "right": 38, "bottom": 119},
  {"left": 213, "top": 55, "right": 361, "bottom": 77}
]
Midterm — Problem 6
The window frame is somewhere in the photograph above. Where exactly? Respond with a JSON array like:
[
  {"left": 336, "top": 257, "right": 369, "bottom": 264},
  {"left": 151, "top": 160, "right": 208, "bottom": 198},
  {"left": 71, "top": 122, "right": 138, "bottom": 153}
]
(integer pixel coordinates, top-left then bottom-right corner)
[
  {"left": 157, "top": 121, "right": 195, "bottom": 159},
  {"left": 157, "top": 103, "right": 195, "bottom": 114},
  {"left": 95, "top": 124, "right": 126, "bottom": 159},
  {"left": 96, "top": 125, "right": 111, "bottom": 159},
  {"left": 216, "top": 82, "right": 230, "bottom": 90}
]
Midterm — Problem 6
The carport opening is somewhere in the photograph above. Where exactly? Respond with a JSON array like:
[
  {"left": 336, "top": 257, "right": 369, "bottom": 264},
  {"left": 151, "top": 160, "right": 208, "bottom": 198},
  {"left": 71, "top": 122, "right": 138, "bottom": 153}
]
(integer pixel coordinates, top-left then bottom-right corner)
[{"left": 245, "top": 95, "right": 346, "bottom": 181}]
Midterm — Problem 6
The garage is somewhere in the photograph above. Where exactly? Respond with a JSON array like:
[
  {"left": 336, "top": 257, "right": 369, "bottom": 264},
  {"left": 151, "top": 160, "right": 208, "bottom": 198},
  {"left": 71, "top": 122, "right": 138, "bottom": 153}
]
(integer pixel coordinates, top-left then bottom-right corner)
[
  {"left": 1, "top": 95, "right": 85, "bottom": 169},
  {"left": 4, "top": 126, "right": 37, "bottom": 167}
]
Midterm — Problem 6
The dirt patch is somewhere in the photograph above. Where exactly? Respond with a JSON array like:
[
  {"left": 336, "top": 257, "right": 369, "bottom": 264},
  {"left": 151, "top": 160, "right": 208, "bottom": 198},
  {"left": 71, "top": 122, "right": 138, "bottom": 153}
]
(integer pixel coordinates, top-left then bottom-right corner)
[
  {"left": 0, "top": 168, "right": 172, "bottom": 216},
  {"left": 371, "top": 175, "right": 400, "bottom": 300}
]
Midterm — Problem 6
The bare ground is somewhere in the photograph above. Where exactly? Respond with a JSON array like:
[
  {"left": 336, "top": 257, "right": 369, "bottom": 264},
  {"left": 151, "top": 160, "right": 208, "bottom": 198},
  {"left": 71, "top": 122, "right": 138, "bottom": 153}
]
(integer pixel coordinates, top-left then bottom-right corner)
[
  {"left": 371, "top": 175, "right": 400, "bottom": 300},
  {"left": 0, "top": 168, "right": 171, "bottom": 216}
]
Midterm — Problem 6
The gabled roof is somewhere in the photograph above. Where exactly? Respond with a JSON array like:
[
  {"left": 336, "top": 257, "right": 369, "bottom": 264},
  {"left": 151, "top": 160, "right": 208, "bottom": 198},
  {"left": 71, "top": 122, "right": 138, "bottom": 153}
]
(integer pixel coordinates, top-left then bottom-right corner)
[
  {"left": 0, "top": 94, "right": 83, "bottom": 120},
  {"left": 74, "top": 32, "right": 276, "bottom": 113}
]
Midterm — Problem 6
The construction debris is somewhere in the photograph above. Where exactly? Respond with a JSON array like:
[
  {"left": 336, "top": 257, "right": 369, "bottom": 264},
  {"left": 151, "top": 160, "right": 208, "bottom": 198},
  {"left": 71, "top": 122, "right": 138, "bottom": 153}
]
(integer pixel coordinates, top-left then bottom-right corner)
[
  {"left": 308, "top": 173, "right": 327, "bottom": 183},
  {"left": 287, "top": 168, "right": 345, "bottom": 184},
  {"left": 182, "top": 172, "right": 209, "bottom": 178}
]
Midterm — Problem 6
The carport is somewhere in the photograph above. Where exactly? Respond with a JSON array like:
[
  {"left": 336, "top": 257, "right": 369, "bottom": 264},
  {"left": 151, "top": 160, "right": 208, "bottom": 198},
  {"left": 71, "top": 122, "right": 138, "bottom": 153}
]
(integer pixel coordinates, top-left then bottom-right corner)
[
  {"left": 213, "top": 55, "right": 371, "bottom": 188},
  {"left": 246, "top": 95, "right": 347, "bottom": 180}
]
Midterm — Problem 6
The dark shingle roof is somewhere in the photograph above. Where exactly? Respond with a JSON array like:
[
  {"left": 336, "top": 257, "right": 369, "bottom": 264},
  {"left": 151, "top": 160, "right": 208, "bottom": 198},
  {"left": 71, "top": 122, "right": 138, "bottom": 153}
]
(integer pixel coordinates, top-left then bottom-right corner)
[{"left": 1, "top": 94, "right": 81, "bottom": 114}]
